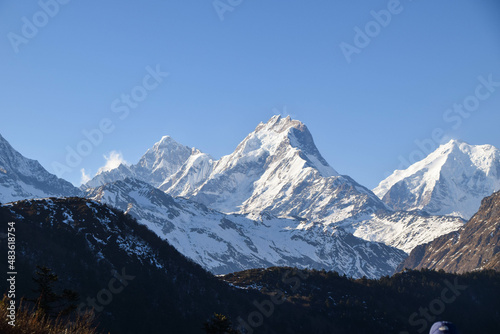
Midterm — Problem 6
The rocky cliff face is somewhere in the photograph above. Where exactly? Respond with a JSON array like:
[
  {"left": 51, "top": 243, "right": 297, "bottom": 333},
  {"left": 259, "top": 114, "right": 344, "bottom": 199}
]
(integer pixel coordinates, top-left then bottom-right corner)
[{"left": 398, "top": 191, "right": 500, "bottom": 273}]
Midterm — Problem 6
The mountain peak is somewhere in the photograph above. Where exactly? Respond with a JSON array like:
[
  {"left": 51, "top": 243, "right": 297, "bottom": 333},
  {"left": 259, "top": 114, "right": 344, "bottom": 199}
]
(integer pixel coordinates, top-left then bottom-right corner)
[
  {"left": 144, "top": 135, "right": 190, "bottom": 157},
  {"left": 267, "top": 114, "right": 292, "bottom": 124},
  {"left": 0, "top": 133, "right": 17, "bottom": 156},
  {"left": 0, "top": 133, "right": 81, "bottom": 202},
  {"left": 131, "top": 136, "right": 192, "bottom": 187},
  {"left": 258, "top": 115, "right": 304, "bottom": 134},
  {"left": 445, "top": 138, "right": 463, "bottom": 145},
  {"left": 95, "top": 162, "right": 130, "bottom": 176},
  {"left": 159, "top": 135, "right": 172, "bottom": 142},
  {"left": 375, "top": 140, "right": 500, "bottom": 219},
  {"left": 172, "top": 115, "right": 346, "bottom": 213},
  {"left": 268, "top": 114, "right": 282, "bottom": 122},
  {"left": 154, "top": 135, "right": 184, "bottom": 149},
  {"left": 83, "top": 135, "right": 193, "bottom": 189},
  {"left": 440, "top": 139, "right": 471, "bottom": 152},
  {"left": 439, "top": 139, "right": 498, "bottom": 157},
  {"left": 233, "top": 115, "right": 337, "bottom": 177}
]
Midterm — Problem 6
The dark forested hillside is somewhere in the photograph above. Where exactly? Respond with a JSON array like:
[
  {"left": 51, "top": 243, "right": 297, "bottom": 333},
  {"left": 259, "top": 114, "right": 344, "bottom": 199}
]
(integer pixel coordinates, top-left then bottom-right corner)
[
  {"left": 1, "top": 198, "right": 499, "bottom": 334},
  {"left": 0, "top": 198, "right": 259, "bottom": 333},
  {"left": 222, "top": 267, "right": 500, "bottom": 334},
  {"left": 398, "top": 190, "right": 500, "bottom": 273}
]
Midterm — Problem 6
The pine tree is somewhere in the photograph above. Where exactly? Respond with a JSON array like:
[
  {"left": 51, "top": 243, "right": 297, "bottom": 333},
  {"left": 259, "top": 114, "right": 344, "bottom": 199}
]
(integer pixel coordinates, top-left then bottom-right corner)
[{"left": 29, "top": 266, "right": 79, "bottom": 319}]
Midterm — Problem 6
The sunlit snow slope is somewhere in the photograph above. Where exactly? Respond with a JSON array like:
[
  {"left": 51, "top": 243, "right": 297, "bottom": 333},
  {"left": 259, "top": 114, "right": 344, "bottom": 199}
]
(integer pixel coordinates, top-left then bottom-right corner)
[
  {"left": 374, "top": 140, "right": 500, "bottom": 219},
  {"left": 0, "top": 134, "right": 81, "bottom": 202},
  {"left": 86, "top": 178, "right": 407, "bottom": 278}
]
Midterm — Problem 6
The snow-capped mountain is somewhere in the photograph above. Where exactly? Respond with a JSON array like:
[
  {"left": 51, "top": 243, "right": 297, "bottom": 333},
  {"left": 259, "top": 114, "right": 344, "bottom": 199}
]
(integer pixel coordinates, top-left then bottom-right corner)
[
  {"left": 84, "top": 115, "right": 387, "bottom": 222},
  {"left": 374, "top": 140, "right": 500, "bottom": 219},
  {"left": 349, "top": 210, "right": 464, "bottom": 253},
  {"left": 83, "top": 135, "right": 192, "bottom": 189},
  {"left": 0, "top": 133, "right": 81, "bottom": 202},
  {"left": 159, "top": 116, "right": 463, "bottom": 252},
  {"left": 83, "top": 116, "right": 464, "bottom": 253},
  {"left": 82, "top": 162, "right": 135, "bottom": 189},
  {"left": 86, "top": 178, "right": 407, "bottom": 278},
  {"left": 166, "top": 115, "right": 383, "bottom": 218},
  {"left": 133, "top": 135, "right": 193, "bottom": 186}
]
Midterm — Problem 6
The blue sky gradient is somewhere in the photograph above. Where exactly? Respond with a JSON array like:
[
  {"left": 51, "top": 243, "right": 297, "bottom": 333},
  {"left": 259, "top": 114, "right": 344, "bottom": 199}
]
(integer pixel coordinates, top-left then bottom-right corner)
[{"left": 1, "top": 0, "right": 499, "bottom": 188}]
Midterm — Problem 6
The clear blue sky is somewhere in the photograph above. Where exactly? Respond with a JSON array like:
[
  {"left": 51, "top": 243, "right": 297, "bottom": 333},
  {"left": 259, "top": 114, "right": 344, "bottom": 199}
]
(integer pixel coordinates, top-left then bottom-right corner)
[{"left": 1, "top": 0, "right": 499, "bottom": 188}]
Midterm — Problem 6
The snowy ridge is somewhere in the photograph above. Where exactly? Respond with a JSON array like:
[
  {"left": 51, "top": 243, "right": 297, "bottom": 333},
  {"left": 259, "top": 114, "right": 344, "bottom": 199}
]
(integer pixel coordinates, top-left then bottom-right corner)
[
  {"left": 83, "top": 135, "right": 193, "bottom": 190},
  {"left": 345, "top": 210, "right": 465, "bottom": 253},
  {"left": 0, "top": 133, "right": 81, "bottom": 202},
  {"left": 82, "top": 163, "right": 135, "bottom": 190},
  {"left": 2, "top": 197, "right": 165, "bottom": 269},
  {"left": 159, "top": 148, "right": 215, "bottom": 197},
  {"left": 374, "top": 140, "right": 500, "bottom": 219},
  {"left": 133, "top": 135, "right": 192, "bottom": 186},
  {"left": 86, "top": 178, "right": 407, "bottom": 278}
]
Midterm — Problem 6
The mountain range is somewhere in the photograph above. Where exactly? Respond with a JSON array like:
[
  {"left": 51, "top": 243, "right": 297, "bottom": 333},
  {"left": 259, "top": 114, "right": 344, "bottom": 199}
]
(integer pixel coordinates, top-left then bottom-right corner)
[
  {"left": 84, "top": 116, "right": 465, "bottom": 254},
  {"left": 1, "top": 116, "right": 499, "bottom": 279},
  {"left": 1, "top": 115, "right": 500, "bottom": 333}
]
